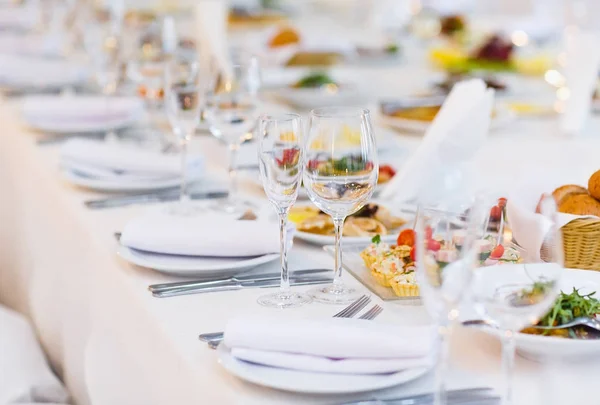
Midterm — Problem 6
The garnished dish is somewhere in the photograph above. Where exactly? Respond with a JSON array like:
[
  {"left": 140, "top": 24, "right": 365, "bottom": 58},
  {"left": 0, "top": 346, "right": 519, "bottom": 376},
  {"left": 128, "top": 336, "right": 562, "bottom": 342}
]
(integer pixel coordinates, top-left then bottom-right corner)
[
  {"left": 439, "top": 15, "right": 467, "bottom": 38},
  {"left": 521, "top": 288, "right": 600, "bottom": 339},
  {"left": 435, "top": 72, "right": 507, "bottom": 94},
  {"left": 292, "top": 72, "right": 337, "bottom": 89},
  {"left": 286, "top": 52, "right": 343, "bottom": 67},
  {"left": 290, "top": 203, "right": 406, "bottom": 238},
  {"left": 228, "top": 6, "right": 287, "bottom": 27},
  {"left": 268, "top": 26, "right": 301, "bottom": 48}
]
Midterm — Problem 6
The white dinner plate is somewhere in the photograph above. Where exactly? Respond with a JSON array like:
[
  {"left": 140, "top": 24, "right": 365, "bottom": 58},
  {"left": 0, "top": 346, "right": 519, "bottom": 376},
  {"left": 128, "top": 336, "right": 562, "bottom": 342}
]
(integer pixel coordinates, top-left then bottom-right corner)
[
  {"left": 217, "top": 343, "right": 429, "bottom": 394},
  {"left": 117, "top": 245, "right": 279, "bottom": 277},
  {"left": 484, "top": 268, "right": 600, "bottom": 361},
  {"left": 61, "top": 169, "right": 183, "bottom": 192},
  {"left": 0, "top": 54, "right": 88, "bottom": 91},
  {"left": 272, "top": 85, "right": 367, "bottom": 109},
  {"left": 379, "top": 104, "right": 516, "bottom": 134}
]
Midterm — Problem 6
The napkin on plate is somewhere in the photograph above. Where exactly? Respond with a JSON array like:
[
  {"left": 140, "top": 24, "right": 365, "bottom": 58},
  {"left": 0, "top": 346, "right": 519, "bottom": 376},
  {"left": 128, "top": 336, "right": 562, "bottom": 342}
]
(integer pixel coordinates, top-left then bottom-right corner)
[
  {"left": 0, "top": 304, "right": 71, "bottom": 404},
  {"left": 0, "top": 54, "right": 86, "bottom": 88},
  {"left": 224, "top": 315, "right": 434, "bottom": 374},
  {"left": 559, "top": 30, "right": 600, "bottom": 136},
  {"left": 380, "top": 79, "right": 494, "bottom": 207},
  {"left": 60, "top": 138, "right": 190, "bottom": 180},
  {"left": 121, "top": 211, "right": 281, "bottom": 258},
  {"left": 194, "top": 0, "right": 232, "bottom": 78}
]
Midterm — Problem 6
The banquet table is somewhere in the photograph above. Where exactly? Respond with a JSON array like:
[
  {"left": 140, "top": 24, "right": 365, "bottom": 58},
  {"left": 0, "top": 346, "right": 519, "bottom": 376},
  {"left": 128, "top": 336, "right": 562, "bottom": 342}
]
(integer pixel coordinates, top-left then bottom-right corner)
[{"left": 2, "top": 32, "right": 600, "bottom": 405}]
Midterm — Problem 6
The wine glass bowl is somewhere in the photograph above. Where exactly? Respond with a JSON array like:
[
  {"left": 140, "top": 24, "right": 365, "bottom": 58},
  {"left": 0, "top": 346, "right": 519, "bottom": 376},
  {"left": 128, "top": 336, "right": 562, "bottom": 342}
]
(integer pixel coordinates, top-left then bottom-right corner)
[{"left": 303, "top": 107, "right": 378, "bottom": 304}]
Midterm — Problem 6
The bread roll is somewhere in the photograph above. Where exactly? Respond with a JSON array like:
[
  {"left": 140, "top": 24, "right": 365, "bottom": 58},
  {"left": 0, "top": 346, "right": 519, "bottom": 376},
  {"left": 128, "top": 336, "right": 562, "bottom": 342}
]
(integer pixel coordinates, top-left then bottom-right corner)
[
  {"left": 558, "top": 194, "right": 600, "bottom": 216},
  {"left": 552, "top": 184, "right": 588, "bottom": 204},
  {"left": 588, "top": 170, "right": 600, "bottom": 201}
]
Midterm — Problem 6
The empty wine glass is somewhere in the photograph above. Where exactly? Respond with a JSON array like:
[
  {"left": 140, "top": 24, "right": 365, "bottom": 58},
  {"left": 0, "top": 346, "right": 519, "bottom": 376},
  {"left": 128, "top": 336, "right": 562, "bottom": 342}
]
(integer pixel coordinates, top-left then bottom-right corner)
[
  {"left": 471, "top": 195, "right": 564, "bottom": 405},
  {"left": 414, "top": 202, "right": 488, "bottom": 405},
  {"left": 303, "top": 107, "right": 378, "bottom": 304},
  {"left": 164, "top": 58, "right": 203, "bottom": 216},
  {"left": 204, "top": 58, "right": 261, "bottom": 215},
  {"left": 257, "top": 113, "right": 311, "bottom": 308}
]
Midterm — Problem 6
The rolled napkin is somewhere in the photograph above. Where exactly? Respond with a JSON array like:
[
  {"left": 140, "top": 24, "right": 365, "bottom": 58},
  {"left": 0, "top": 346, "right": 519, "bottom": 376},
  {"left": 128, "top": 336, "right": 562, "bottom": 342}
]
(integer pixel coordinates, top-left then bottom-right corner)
[
  {"left": 224, "top": 315, "right": 434, "bottom": 374},
  {"left": 22, "top": 95, "right": 144, "bottom": 125},
  {"left": 380, "top": 79, "right": 494, "bottom": 206},
  {"left": 0, "top": 54, "right": 86, "bottom": 88},
  {"left": 60, "top": 138, "right": 184, "bottom": 178},
  {"left": 121, "top": 211, "right": 280, "bottom": 257},
  {"left": 560, "top": 30, "right": 600, "bottom": 136},
  {"left": 0, "top": 304, "right": 71, "bottom": 404}
]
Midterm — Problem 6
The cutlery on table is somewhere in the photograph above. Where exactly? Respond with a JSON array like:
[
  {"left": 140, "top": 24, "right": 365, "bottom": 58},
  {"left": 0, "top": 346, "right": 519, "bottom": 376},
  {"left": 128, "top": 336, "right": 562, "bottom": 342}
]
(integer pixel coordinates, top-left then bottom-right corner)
[
  {"left": 85, "top": 190, "right": 228, "bottom": 209},
  {"left": 358, "top": 304, "right": 383, "bottom": 320},
  {"left": 153, "top": 276, "right": 333, "bottom": 298},
  {"left": 200, "top": 294, "right": 372, "bottom": 348},
  {"left": 148, "top": 268, "right": 331, "bottom": 293},
  {"left": 339, "top": 387, "right": 498, "bottom": 405}
]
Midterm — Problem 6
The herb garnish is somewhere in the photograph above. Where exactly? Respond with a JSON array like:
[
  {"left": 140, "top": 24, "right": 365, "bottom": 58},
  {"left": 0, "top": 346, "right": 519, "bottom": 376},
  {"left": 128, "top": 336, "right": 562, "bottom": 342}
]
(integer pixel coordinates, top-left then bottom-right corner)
[
  {"left": 538, "top": 288, "right": 600, "bottom": 328},
  {"left": 371, "top": 234, "right": 381, "bottom": 244}
]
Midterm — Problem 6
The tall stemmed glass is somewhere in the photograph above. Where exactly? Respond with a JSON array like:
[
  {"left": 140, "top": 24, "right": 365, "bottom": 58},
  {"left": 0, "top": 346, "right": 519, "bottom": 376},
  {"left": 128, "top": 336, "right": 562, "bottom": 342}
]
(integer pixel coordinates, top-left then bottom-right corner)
[
  {"left": 471, "top": 195, "right": 563, "bottom": 405},
  {"left": 303, "top": 107, "right": 378, "bottom": 304},
  {"left": 205, "top": 58, "right": 261, "bottom": 215},
  {"left": 414, "top": 204, "right": 488, "bottom": 405},
  {"left": 257, "top": 113, "right": 312, "bottom": 308},
  {"left": 164, "top": 58, "right": 203, "bottom": 215}
]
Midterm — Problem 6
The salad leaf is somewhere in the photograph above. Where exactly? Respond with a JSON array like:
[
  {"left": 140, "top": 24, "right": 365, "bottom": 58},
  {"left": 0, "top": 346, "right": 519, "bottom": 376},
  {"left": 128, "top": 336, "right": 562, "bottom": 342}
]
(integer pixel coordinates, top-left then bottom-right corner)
[
  {"left": 294, "top": 72, "right": 336, "bottom": 88},
  {"left": 538, "top": 288, "right": 600, "bottom": 328},
  {"left": 371, "top": 234, "right": 381, "bottom": 244}
]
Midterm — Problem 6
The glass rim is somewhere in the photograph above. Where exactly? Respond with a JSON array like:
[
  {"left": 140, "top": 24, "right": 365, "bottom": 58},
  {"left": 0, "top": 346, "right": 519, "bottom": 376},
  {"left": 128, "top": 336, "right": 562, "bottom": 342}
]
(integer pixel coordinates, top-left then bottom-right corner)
[
  {"left": 310, "top": 106, "right": 370, "bottom": 118},
  {"left": 260, "top": 112, "right": 302, "bottom": 123}
]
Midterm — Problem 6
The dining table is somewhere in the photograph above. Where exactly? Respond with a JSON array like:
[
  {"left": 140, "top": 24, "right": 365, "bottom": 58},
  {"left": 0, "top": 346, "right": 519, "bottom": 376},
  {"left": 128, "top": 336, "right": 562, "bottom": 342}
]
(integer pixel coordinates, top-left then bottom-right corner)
[{"left": 1, "top": 7, "right": 600, "bottom": 405}]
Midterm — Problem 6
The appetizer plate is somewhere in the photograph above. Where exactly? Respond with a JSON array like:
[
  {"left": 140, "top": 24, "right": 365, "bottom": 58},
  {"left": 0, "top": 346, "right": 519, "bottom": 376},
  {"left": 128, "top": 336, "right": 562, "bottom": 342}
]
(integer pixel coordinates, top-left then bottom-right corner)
[
  {"left": 61, "top": 169, "right": 183, "bottom": 192},
  {"left": 486, "top": 269, "right": 600, "bottom": 361},
  {"left": 324, "top": 244, "right": 421, "bottom": 303},
  {"left": 273, "top": 84, "right": 367, "bottom": 109},
  {"left": 217, "top": 343, "right": 429, "bottom": 394},
  {"left": 117, "top": 245, "right": 279, "bottom": 277},
  {"left": 379, "top": 104, "right": 516, "bottom": 134}
]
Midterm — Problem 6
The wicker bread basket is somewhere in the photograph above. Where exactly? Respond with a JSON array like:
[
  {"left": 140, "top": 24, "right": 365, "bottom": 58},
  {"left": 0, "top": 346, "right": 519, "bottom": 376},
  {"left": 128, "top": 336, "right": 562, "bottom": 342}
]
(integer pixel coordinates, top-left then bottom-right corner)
[{"left": 561, "top": 217, "right": 600, "bottom": 271}]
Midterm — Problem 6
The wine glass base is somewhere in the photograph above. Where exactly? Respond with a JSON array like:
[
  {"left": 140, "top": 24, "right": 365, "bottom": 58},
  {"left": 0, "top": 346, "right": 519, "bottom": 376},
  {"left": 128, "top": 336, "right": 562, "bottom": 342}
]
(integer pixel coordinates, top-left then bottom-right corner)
[
  {"left": 257, "top": 291, "right": 312, "bottom": 309},
  {"left": 308, "top": 284, "right": 363, "bottom": 305},
  {"left": 210, "top": 198, "right": 249, "bottom": 216}
]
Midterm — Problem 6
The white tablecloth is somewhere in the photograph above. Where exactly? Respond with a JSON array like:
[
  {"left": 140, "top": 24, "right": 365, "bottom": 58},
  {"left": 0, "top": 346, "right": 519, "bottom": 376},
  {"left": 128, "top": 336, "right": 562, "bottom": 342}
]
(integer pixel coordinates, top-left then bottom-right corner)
[{"left": 1, "top": 48, "right": 600, "bottom": 405}]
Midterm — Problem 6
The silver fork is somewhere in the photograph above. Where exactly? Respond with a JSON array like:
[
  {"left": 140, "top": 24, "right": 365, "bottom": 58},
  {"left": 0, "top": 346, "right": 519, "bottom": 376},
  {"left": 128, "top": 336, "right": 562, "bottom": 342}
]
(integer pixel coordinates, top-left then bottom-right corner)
[
  {"left": 358, "top": 305, "right": 383, "bottom": 320},
  {"left": 201, "top": 294, "right": 372, "bottom": 349}
]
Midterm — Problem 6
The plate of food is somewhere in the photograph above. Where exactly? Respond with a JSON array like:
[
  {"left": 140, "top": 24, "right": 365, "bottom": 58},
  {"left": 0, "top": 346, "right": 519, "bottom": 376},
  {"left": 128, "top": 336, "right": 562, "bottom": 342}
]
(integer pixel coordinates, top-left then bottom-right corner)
[
  {"left": 290, "top": 202, "right": 409, "bottom": 246},
  {"left": 379, "top": 97, "right": 515, "bottom": 133},
  {"left": 271, "top": 71, "right": 366, "bottom": 109}
]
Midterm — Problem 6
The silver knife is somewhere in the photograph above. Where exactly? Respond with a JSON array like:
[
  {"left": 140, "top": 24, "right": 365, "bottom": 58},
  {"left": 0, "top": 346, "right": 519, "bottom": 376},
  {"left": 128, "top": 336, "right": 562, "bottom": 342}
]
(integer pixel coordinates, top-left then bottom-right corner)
[
  {"left": 152, "top": 277, "right": 331, "bottom": 298},
  {"left": 85, "top": 190, "right": 228, "bottom": 209},
  {"left": 148, "top": 268, "right": 331, "bottom": 292}
]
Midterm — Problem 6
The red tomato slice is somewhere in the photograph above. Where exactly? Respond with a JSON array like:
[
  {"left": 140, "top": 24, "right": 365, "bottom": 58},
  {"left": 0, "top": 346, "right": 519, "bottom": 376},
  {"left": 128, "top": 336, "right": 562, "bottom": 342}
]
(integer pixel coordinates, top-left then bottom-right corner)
[{"left": 490, "top": 244, "right": 505, "bottom": 259}]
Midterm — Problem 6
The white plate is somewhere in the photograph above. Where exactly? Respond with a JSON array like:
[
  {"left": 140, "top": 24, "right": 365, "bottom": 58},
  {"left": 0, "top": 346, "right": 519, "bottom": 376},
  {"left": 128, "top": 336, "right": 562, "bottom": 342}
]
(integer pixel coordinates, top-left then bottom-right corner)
[
  {"left": 485, "top": 269, "right": 600, "bottom": 361},
  {"left": 0, "top": 54, "right": 88, "bottom": 91},
  {"left": 273, "top": 85, "right": 367, "bottom": 109},
  {"left": 217, "top": 343, "right": 429, "bottom": 394},
  {"left": 61, "top": 169, "right": 183, "bottom": 192},
  {"left": 117, "top": 244, "right": 279, "bottom": 277},
  {"left": 379, "top": 104, "right": 516, "bottom": 134}
]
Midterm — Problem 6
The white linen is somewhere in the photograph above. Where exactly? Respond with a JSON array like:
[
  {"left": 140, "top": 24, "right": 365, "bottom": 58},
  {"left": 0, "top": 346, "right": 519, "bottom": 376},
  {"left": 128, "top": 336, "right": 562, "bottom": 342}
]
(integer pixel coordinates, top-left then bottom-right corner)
[
  {"left": 380, "top": 79, "right": 494, "bottom": 206},
  {"left": 0, "top": 5, "right": 39, "bottom": 30},
  {"left": 560, "top": 30, "right": 600, "bottom": 136},
  {"left": 121, "top": 211, "right": 281, "bottom": 257},
  {"left": 60, "top": 139, "right": 183, "bottom": 178},
  {"left": 0, "top": 304, "right": 70, "bottom": 404},
  {"left": 0, "top": 54, "right": 86, "bottom": 88},
  {"left": 224, "top": 315, "right": 434, "bottom": 373},
  {"left": 194, "top": 0, "right": 232, "bottom": 77},
  {"left": 0, "top": 33, "right": 63, "bottom": 56}
]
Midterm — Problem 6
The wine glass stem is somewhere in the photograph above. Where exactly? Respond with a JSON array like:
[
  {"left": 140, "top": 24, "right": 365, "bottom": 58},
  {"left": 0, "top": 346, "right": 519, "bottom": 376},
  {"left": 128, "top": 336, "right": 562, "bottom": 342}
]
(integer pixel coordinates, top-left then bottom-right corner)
[
  {"left": 228, "top": 142, "right": 240, "bottom": 203},
  {"left": 277, "top": 209, "right": 291, "bottom": 295},
  {"left": 433, "top": 321, "right": 451, "bottom": 405},
  {"left": 501, "top": 330, "right": 516, "bottom": 405},
  {"left": 179, "top": 134, "right": 190, "bottom": 205},
  {"left": 332, "top": 217, "right": 345, "bottom": 291}
]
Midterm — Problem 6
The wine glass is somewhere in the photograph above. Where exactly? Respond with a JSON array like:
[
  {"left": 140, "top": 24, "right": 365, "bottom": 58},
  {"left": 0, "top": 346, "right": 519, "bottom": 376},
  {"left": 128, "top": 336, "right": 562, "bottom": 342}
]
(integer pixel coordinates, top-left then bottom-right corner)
[
  {"left": 470, "top": 195, "right": 563, "bottom": 405},
  {"left": 204, "top": 58, "right": 261, "bottom": 215},
  {"left": 256, "top": 113, "right": 311, "bottom": 308},
  {"left": 303, "top": 107, "right": 378, "bottom": 304},
  {"left": 414, "top": 202, "right": 489, "bottom": 405},
  {"left": 164, "top": 57, "right": 203, "bottom": 216}
]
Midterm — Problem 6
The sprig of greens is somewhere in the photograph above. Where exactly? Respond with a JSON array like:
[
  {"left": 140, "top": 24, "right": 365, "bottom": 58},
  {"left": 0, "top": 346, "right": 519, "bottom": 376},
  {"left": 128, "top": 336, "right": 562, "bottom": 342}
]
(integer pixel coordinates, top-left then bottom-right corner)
[
  {"left": 371, "top": 234, "right": 381, "bottom": 244},
  {"left": 538, "top": 288, "right": 600, "bottom": 328},
  {"left": 294, "top": 72, "right": 336, "bottom": 88}
]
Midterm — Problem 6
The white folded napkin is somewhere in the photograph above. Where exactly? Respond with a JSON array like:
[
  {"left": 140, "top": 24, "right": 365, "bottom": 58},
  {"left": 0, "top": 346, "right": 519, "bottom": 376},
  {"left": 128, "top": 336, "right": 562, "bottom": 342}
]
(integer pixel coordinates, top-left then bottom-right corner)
[
  {"left": 121, "top": 211, "right": 281, "bottom": 257},
  {"left": 0, "top": 54, "right": 86, "bottom": 88},
  {"left": 0, "top": 304, "right": 70, "bottom": 404},
  {"left": 224, "top": 315, "right": 434, "bottom": 374},
  {"left": 194, "top": 0, "right": 232, "bottom": 78},
  {"left": 560, "top": 30, "right": 600, "bottom": 136},
  {"left": 60, "top": 138, "right": 183, "bottom": 178},
  {"left": 380, "top": 79, "right": 494, "bottom": 207},
  {"left": 23, "top": 95, "right": 143, "bottom": 124}
]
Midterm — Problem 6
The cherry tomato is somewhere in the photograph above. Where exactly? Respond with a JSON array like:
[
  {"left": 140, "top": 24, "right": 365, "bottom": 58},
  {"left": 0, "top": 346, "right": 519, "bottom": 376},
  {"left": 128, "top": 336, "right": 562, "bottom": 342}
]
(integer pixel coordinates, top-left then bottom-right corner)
[
  {"left": 410, "top": 246, "right": 416, "bottom": 262},
  {"left": 498, "top": 197, "right": 507, "bottom": 208},
  {"left": 490, "top": 244, "right": 505, "bottom": 259},
  {"left": 489, "top": 205, "right": 502, "bottom": 221},
  {"left": 379, "top": 165, "right": 397, "bottom": 177},
  {"left": 424, "top": 226, "right": 433, "bottom": 241},
  {"left": 397, "top": 229, "right": 416, "bottom": 247},
  {"left": 427, "top": 239, "right": 441, "bottom": 252}
]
